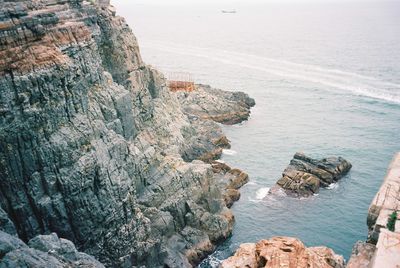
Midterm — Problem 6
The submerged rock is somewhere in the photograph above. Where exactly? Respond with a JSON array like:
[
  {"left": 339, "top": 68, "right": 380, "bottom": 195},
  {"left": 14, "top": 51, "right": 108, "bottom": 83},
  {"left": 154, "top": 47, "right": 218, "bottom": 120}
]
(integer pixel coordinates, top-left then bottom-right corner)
[
  {"left": 270, "top": 152, "right": 352, "bottom": 197},
  {"left": 220, "top": 236, "right": 344, "bottom": 268}
]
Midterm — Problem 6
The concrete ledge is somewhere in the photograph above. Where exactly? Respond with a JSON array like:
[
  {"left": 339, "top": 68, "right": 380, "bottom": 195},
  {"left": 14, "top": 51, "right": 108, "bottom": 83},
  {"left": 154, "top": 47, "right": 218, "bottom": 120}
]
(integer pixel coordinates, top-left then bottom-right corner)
[
  {"left": 371, "top": 228, "right": 400, "bottom": 268},
  {"left": 367, "top": 152, "right": 400, "bottom": 243}
]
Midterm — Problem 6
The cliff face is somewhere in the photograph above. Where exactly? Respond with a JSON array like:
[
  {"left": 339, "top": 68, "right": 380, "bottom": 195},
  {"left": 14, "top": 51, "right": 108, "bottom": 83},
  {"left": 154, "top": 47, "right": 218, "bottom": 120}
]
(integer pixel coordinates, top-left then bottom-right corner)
[{"left": 0, "top": 1, "right": 250, "bottom": 266}]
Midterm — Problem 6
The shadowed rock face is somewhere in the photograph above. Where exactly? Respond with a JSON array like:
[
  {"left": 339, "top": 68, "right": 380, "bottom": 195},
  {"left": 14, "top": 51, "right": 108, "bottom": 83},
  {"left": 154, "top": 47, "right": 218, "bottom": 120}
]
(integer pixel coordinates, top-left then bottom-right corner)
[
  {"left": 0, "top": 1, "right": 252, "bottom": 267},
  {"left": 270, "top": 152, "right": 352, "bottom": 197},
  {"left": 220, "top": 236, "right": 345, "bottom": 268}
]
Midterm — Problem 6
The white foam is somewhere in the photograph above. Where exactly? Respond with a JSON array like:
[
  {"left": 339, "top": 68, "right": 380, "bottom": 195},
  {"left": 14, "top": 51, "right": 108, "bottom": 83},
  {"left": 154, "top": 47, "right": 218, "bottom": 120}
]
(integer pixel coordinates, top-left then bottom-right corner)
[
  {"left": 327, "top": 182, "right": 339, "bottom": 190},
  {"left": 222, "top": 149, "right": 237, "bottom": 156},
  {"left": 142, "top": 40, "right": 400, "bottom": 105},
  {"left": 214, "top": 159, "right": 225, "bottom": 164},
  {"left": 256, "top": 187, "right": 270, "bottom": 200}
]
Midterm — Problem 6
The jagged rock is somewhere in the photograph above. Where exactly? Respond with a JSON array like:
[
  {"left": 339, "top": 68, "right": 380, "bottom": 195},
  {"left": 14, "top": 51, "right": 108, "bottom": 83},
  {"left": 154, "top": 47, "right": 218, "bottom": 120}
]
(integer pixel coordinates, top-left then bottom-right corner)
[
  {"left": 346, "top": 241, "right": 376, "bottom": 268},
  {"left": 211, "top": 161, "right": 249, "bottom": 208},
  {"left": 220, "top": 236, "right": 345, "bottom": 268},
  {"left": 176, "top": 84, "right": 255, "bottom": 125},
  {"left": 270, "top": 152, "right": 352, "bottom": 197},
  {"left": 0, "top": 231, "right": 104, "bottom": 267},
  {"left": 0, "top": 208, "right": 16, "bottom": 236},
  {"left": 0, "top": 0, "right": 253, "bottom": 267}
]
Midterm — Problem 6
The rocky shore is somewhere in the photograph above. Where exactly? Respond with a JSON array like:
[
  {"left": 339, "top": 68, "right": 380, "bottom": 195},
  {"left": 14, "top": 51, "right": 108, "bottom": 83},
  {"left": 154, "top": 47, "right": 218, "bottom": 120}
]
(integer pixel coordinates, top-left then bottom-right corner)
[
  {"left": 176, "top": 84, "right": 255, "bottom": 125},
  {"left": 0, "top": 1, "right": 254, "bottom": 267}
]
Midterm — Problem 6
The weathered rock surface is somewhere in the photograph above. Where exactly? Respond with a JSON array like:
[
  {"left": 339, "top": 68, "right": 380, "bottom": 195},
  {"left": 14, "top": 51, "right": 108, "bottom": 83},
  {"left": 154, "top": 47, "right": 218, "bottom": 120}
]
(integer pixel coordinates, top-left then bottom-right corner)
[
  {"left": 270, "top": 152, "right": 352, "bottom": 197},
  {"left": 211, "top": 161, "right": 250, "bottom": 208},
  {"left": 0, "top": 230, "right": 104, "bottom": 267},
  {"left": 0, "top": 1, "right": 253, "bottom": 267},
  {"left": 220, "top": 236, "right": 345, "bottom": 268},
  {"left": 176, "top": 84, "right": 255, "bottom": 125},
  {"left": 346, "top": 241, "right": 375, "bottom": 268}
]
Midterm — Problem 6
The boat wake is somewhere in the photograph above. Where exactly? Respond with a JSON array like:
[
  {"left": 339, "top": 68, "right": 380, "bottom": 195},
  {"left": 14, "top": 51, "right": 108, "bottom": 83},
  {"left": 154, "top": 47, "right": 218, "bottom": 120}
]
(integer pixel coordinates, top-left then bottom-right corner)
[{"left": 142, "top": 40, "right": 400, "bottom": 105}]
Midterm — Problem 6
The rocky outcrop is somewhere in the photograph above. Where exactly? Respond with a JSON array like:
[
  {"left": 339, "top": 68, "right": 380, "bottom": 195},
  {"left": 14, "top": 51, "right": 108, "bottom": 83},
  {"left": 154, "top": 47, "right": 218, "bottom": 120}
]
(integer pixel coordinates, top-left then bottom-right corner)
[
  {"left": 220, "top": 236, "right": 345, "bottom": 268},
  {"left": 346, "top": 241, "right": 375, "bottom": 268},
  {"left": 0, "top": 230, "right": 104, "bottom": 267},
  {"left": 270, "top": 152, "right": 352, "bottom": 197},
  {"left": 176, "top": 84, "right": 255, "bottom": 125},
  {"left": 347, "top": 152, "right": 400, "bottom": 268},
  {"left": 211, "top": 162, "right": 249, "bottom": 208},
  {"left": 0, "top": 1, "right": 252, "bottom": 267}
]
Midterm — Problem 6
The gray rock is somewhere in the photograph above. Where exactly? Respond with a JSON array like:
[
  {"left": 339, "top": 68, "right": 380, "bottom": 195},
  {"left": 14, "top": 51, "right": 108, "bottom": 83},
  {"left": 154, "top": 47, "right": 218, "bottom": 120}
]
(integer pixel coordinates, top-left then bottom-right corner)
[
  {"left": 176, "top": 84, "right": 255, "bottom": 125},
  {"left": 0, "top": 231, "right": 103, "bottom": 267},
  {"left": 0, "top": 208, "right": 16, "bottom": 236},
  {"left": 0, "top": 231, "right": 27, "bottom": 259},
  {"left": 271, "top": 152, "right": 352, "bottom": 197}
]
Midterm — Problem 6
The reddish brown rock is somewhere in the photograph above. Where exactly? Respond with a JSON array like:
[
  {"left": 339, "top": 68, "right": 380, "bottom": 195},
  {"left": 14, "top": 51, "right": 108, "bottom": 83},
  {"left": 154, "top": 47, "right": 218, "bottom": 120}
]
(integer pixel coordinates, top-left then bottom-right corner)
[{"left": 220, "top": 237, "right": 345, "bottom": 268}]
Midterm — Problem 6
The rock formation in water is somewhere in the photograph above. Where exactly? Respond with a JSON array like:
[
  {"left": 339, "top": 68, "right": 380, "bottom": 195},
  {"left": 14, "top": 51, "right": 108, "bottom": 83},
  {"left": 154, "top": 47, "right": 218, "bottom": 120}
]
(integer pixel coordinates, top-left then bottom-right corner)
[
  {"left": 347, "top": 152, "right": 400, "bottom": 268},
  {"left": 0, "top": 1, "right": 253, "bottom": 267},
  {"left": 220, "top": 236, "right": 345, "bottom": 268},
  {"left": 270, "top": 152, "right": 352, "bottom": 197}
]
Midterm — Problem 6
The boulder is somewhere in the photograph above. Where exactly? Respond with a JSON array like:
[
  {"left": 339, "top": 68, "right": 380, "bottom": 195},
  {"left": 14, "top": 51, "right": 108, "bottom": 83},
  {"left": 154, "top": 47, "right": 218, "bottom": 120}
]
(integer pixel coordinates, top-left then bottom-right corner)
[
  {"left": 271, "top": 152, "right": 352, "bottom": 197},
  {"left": 220, "top": 236, "right": 344, "bottom": 268}
]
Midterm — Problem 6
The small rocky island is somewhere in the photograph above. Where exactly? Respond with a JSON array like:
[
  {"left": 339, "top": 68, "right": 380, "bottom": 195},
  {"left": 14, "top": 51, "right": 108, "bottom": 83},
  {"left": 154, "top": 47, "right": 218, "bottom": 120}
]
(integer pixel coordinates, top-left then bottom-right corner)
[
  {"left": 220, "top": 236, "right": 345, "bottom": 268},
  {"left": 270, "top": 152, "right": 352, "bottom": 197}
]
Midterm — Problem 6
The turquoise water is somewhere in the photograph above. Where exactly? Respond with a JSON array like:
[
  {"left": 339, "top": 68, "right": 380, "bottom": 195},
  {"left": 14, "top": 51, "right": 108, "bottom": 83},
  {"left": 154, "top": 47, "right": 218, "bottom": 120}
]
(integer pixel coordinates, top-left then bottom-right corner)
[{"left": 112, "top": 0, "right": 400, "bottom": 264}]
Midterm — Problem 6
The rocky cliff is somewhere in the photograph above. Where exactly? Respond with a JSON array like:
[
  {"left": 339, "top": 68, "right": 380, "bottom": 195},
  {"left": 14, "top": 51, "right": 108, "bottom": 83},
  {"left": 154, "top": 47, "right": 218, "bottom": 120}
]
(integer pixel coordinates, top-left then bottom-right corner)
[{"left": 0, "top": 1, "right": 253, "bottom": 267}]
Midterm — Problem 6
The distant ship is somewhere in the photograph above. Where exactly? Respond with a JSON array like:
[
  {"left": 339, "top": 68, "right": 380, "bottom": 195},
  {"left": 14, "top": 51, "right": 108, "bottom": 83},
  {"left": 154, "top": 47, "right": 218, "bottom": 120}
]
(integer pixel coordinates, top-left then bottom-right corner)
[{"left": 221, "top": 10, "right": 236, "bottom": 14}]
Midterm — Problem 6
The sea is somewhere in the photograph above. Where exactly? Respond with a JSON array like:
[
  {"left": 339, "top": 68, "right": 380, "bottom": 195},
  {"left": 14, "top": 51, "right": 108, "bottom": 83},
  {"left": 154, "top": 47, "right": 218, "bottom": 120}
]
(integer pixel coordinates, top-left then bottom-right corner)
[{"left": 111, "top": 0, "right": 400, "bottom": 265}]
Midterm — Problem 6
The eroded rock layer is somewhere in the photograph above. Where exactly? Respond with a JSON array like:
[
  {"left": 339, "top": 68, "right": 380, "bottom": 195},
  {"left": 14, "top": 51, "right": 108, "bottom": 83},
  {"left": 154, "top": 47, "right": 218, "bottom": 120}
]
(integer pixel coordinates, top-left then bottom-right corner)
[
  {"left": 0, "top": 1, "right": 252, "bottom": 267},
  {"left": 270, "top": 152, "right": 352, "bottom": 197},
  {"left": 220, "top": 236, "right": 345, "bottom": 268}
]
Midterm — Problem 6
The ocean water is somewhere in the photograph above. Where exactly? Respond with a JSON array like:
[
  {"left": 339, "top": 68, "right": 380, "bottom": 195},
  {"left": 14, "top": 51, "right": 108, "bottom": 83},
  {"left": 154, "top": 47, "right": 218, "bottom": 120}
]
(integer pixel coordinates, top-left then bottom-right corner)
[{"left": 112, "top": 0, "right": 400, "bottom": 265}]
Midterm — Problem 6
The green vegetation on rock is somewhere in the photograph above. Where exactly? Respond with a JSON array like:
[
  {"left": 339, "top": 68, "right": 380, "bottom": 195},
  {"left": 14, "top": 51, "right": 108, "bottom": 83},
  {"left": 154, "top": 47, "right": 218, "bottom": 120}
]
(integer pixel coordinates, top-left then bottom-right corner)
[{"left": 387, "top": 211, "right": 397, "bottom": 232}]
